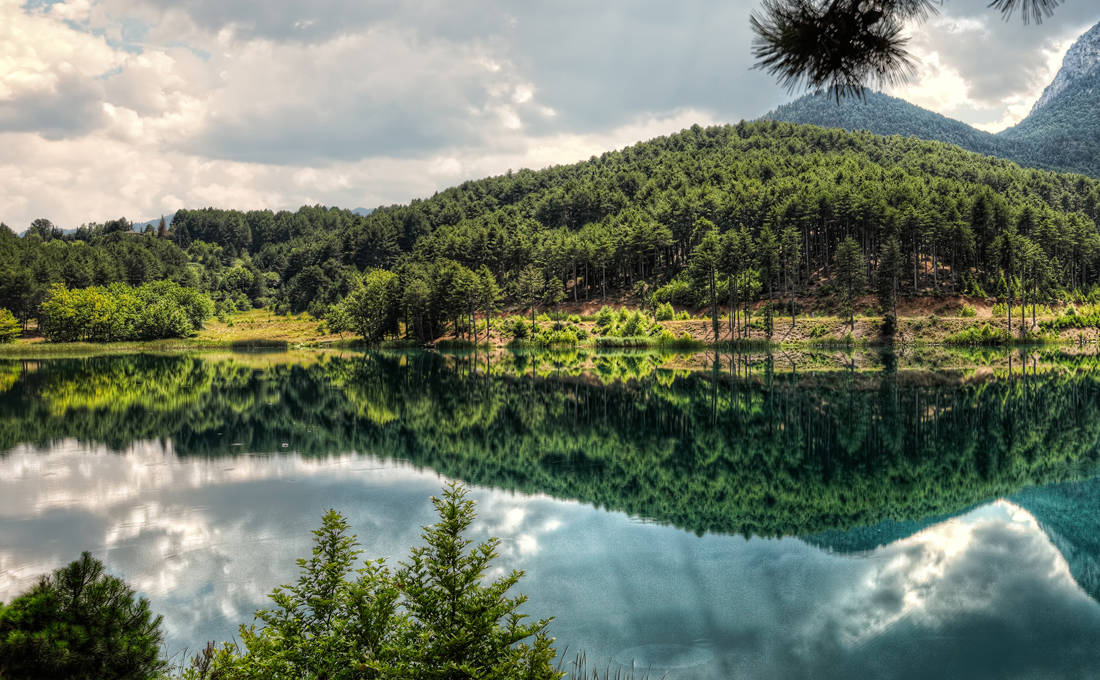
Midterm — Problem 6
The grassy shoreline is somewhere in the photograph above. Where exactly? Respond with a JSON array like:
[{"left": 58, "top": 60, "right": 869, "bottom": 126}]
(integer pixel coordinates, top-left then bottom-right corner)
[{"left": 4, "top": 304, "right": 1098, "bottom": 358}]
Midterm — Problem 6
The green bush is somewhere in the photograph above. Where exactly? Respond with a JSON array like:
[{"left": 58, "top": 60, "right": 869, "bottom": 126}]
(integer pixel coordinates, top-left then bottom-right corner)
[
  {"left": 0, "top": 552, "right": 165, "bottom": 680},
  {"left": 959, "top": 304, "right": 977, "bottom": 318},
  {"left": 538, "top": 329, "right": 579, "bottom": 345},
  {"left": 187, "top": 484, "right": 560, "bottom": 680},
  {"left": 620, "top": 311, "right": 646, "bottom": 336},
  {"left": 504, "top": 315, "right": 530, "bottom": 339},
  {"left": 945, "top": 324, "right": 1012, "bottom": 346},
  {"left": 0, "top": 308, "right": 19, "bottom": 343},
  {"left": 1042, "top": 306, "right": 1100, "bottom": 331},
  {"left": 655, "top": 329, "right": 703, "bottom": 348},
  {"left": 655, "top": 302, "right": 675, "bottom": 321},
  {"left": 594, "top": 335, "right": 653, "bottom": 348},
  {"left": 37, "top": 282, "right": 214, "bottom": 343}
]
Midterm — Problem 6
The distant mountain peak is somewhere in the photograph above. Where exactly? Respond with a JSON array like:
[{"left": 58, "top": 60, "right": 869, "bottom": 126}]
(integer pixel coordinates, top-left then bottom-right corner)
[
  {"left": 1031, "top": 21, "right": 1100, "bottom": 114},
  {"left": 764, "top": 20, "right": 1100, "bottom": 179}
]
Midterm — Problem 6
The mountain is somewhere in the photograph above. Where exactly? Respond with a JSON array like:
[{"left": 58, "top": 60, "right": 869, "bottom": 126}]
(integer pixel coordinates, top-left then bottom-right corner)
[
  {"left": 999, "top": 22, "right": 1100, "bottom": 177},
  {"left": 1030, "top": 22, "right": 1100, "bottom": 115},
  {"left": 762, "top": 90, "right": 1007, "bottom": 158},
  {"left": 133, "top": 214, "right": 175, "bottom": 232},
  {"left": 764, "top": 20, "right": 1100, "bottom": 178}
]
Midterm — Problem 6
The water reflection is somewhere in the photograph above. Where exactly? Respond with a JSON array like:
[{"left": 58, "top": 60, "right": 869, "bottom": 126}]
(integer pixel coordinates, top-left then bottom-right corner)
[{"left": 3, "top": 350, "right": 1100, "bottom": 676}]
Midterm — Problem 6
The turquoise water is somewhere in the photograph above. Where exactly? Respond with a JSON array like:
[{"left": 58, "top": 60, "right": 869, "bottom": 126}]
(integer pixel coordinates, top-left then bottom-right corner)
[{"left": 3, "top": 350, "right": 1100, "bottom": 677}]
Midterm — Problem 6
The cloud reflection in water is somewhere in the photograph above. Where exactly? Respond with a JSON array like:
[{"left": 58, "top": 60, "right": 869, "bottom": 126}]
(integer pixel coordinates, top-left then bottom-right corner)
[{"left": 2, "top": 441, "right": 1099, "bottom": 678}]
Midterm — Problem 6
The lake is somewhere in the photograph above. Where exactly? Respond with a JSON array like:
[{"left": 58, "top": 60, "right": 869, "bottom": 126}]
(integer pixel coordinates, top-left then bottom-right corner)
[{"left": 3, "top": 348, "right": 1100, "bottom": 678}]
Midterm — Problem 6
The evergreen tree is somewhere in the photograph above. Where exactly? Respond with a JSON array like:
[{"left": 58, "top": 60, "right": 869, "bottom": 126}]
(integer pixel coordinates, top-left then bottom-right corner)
[
  {"left": 0, "top": 553, "right": 165, "bottom": 680},
  {"left": 477, "top": 266, "right": 503, "bottom": 343},
  {"left": 0, "top": 308, "right": 19, "bottom": 343},
  {"left": 689, "top": 226, "right": 722, "bottom": 342},
  {"left": 516, "top": 265, "right": 546, "bottom": 334},
  {"left": 189, "top": 484, "right": 561, "bottom": 680},
  {"left": 750, "top": 0, "right": 1061, "bottom": 98},
  {"left": 877, "top": 236, "right": 903, "bottom": 328},
  {"left": 834, "top": 236, "right": 866, "bottom": 330}
]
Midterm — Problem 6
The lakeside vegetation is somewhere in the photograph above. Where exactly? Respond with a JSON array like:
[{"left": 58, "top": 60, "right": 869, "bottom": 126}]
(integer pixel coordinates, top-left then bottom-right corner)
[{"left": 7, "top": 122, "right": 1100, "bottom": 348}]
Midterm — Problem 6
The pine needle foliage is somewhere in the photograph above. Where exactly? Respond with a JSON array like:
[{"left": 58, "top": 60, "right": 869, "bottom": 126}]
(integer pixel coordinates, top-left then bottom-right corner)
[{"left": 185, "top": 482, "right": 561, "bottom": 680}]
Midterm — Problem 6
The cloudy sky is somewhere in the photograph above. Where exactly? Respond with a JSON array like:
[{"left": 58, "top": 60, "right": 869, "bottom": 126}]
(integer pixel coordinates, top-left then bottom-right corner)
[{"left": 2, "top": 0, "right": 1099, "bottom": 229}]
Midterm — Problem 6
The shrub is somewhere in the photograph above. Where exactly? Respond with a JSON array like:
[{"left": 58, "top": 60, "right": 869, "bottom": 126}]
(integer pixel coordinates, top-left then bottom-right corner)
[
  {"left": 594, "top": 306, "right": 615, "bottom": 329},
  {"left": 0, "top": 308, "right": 19, "bottom": 343},
  {"left": 539, "top": 329, "right": 579, "bottom": 346},
  {"left": 620, "top": 311, "right": 645, "bottom": 336},
  {"left": 505, "top": 316, "right": 530, "bottom": 339},
  {"left": 594, "top": 336, "right": 653, "bottom": 348},
  {"left": 959, "top": 304, "right": 977, "bottom": 318},
  {"left": 189, "top": 484, "right": 560, "bottom": 680},
  {"left": 1041, "top": 307, "right": 1100, "bottom": 331},
  {"left": 945, "top": 324, "right": 1011, "bottom": 346},
  {"left": 655, "top": 329, "right": 703, "bottom": 348},
  {"left": 0, "top": 552, "right": 166, "bottom": 680},
  {"left": 655, "top": 302, "right": 675, "bottom": 321}
]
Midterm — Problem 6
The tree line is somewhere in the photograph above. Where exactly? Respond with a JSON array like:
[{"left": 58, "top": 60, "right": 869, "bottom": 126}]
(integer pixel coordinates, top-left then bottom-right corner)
[{"left": 7, "top": 121, "right": 1100, "bottom": 341}]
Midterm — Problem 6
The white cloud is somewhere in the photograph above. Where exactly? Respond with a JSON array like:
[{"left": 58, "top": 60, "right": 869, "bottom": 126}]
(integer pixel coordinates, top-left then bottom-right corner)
[
  {"left": 892, "top": 8, "right": 1100, "bottom": 132},
  {"left": 0, "top": 0, "right": 1098, "bottom": 228}
]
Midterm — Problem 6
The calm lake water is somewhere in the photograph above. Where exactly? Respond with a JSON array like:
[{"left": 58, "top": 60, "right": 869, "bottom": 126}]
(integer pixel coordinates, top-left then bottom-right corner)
[{"left": 4, "top": 349, "right": 1100, "bottom": 678}]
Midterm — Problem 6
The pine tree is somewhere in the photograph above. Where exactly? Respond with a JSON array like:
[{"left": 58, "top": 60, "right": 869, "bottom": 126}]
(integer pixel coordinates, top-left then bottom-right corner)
[
  {"left": 877, "top": 236, "right": 903, "bottom": 331},
  {"left": 834, "top": 236, "right": 866, "bottom": 330},
  {"left": 0, "top": 553, "right": 166, "bottom": 680},
  {"left": 477, "top": 266, "right": 503, "bottom": 343}
]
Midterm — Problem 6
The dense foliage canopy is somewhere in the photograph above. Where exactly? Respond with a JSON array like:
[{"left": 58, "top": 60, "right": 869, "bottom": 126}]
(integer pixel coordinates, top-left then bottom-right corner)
[
  {"left": 768, "top": 79, "right": 1100, "bottom": 180},
  {"left": 37, "top": 281, "right": 214, "bottom": 342}
]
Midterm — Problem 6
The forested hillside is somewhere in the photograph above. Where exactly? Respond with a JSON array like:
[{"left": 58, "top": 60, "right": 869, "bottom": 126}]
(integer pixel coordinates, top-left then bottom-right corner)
[
  {"left": 763, "top": 91, "right": 1007, "bottom": 157},
  {"left": 999, "top": 66, "right": 1100, "bottom": 177},
  {"left": 5, "top": 121, "right": 1100, "bottom": 343}
]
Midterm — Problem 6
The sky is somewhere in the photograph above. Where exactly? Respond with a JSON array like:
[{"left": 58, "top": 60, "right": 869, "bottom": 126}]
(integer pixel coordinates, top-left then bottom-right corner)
[{"left": 2, "top": 0, "right": 1099, "bottom": 229}]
